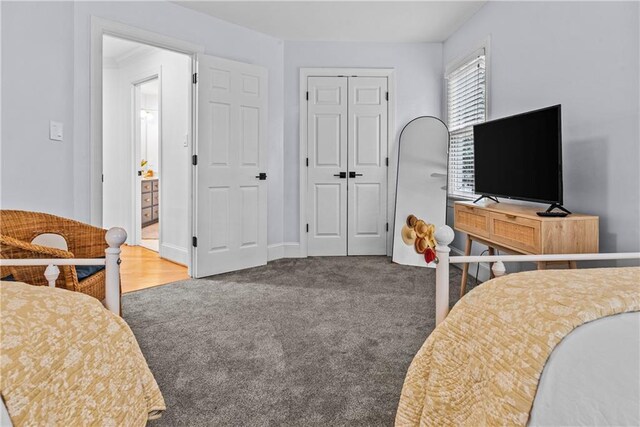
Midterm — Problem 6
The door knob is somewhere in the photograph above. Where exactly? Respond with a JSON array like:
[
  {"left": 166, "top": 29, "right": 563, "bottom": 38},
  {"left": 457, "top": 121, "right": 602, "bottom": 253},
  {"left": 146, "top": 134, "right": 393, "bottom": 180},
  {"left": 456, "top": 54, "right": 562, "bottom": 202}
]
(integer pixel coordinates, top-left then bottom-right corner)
[
  {"left": 349, "top": 171, "right": 363, "bottom": 178},
  {"left": 255, "top": 172, "right": 267, "bottom": 180},
  {"left": 333, "top": 172, "right": 347, "bottom": 178}
]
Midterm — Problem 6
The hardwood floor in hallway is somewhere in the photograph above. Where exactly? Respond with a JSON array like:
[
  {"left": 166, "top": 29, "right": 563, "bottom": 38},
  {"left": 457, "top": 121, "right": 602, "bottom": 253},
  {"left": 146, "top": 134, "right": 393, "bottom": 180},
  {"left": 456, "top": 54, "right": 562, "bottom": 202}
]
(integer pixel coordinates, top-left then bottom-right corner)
[{"left": 120, "top": 245, "right": 189, "bottom": 293}]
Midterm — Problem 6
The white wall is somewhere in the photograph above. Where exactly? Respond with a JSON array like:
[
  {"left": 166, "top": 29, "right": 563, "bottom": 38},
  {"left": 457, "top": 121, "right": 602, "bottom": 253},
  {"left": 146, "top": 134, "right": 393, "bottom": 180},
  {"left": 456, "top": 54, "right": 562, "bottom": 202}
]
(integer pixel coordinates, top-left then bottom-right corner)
[
  {"left": 1, "top": 2, "right": 75, "bottom": 218},
  {"left": 102, "top": 47, "right": 191, "bottom": 264},
  {"left": 282, "top": 41, "right": 444, "bottom": 244},
  {"left": 443, "top": 1, "right": 640, "bottom": 258},
  {"left": 1, "top": 1, "right": 285, "bottom": 246},
  {"left": 152, "top": 50, "right": 190, "bottom": 263}
]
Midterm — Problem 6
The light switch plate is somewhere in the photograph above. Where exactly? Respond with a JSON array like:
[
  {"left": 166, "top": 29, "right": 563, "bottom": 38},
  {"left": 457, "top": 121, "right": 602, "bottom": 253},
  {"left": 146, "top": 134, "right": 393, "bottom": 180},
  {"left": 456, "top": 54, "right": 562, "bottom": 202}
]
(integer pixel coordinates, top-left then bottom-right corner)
[{"left": 49, "top": 121, "right": 63, "bottom": 141}]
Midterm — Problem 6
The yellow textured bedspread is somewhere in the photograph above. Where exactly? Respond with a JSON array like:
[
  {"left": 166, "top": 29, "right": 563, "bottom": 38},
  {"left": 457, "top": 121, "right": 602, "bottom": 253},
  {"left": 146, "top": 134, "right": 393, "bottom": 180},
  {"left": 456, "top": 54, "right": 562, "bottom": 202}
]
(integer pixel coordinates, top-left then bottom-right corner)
[
  {"left": 0, "top": 281, "right": 165, "bottom": 426},
  {"left": 396, "top": 267, "right": 640, "bottom": 426}
]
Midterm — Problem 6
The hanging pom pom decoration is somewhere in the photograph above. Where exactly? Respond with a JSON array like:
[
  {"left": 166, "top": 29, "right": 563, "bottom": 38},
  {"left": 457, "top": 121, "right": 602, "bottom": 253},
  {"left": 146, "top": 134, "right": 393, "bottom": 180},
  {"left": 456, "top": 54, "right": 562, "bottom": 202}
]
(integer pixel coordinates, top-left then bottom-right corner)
[
  {"left": 401, "top": 214, "right": 438, "bottom": 264},
  {"left": 424, "top": 247, "right": 436, "bottom": 264}
]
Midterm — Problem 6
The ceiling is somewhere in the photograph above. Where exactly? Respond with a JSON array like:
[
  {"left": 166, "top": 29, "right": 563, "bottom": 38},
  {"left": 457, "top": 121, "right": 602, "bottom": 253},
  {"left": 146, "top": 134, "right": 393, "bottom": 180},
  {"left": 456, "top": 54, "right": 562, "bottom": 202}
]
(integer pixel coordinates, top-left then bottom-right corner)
[
  {"left": 103, "top": 35, "right": 158, "bottom": 64},
  {"left": 174, "top": 1, "right": 486, "bottom": 43}
]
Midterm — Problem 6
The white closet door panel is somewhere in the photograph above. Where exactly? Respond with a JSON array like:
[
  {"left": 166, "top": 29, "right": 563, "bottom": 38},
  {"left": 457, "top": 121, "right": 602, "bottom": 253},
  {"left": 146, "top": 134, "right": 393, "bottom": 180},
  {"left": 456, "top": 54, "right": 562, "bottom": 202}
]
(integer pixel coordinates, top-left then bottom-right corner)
[
  {"left": 307, "top": 76, "right": 348, "bottom": 256},
  {"left": 194, "top": 54, "right": 268, "bottom": 277},
  {"left": 353, "top": 183, "right": 382, "bottom": 234},
  {"left": 348, "top": 77, "right": 388, "bottom": 255},
  {"left": 314, "top": 183, "right": 343, "bottom": 235}
]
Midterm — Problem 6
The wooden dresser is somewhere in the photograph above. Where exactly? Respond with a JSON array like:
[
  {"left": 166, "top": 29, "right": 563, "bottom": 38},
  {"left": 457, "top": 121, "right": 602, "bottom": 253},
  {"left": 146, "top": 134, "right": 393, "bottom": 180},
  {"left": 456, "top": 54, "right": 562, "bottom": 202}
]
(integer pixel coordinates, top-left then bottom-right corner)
[
  {"left": 141, "top": 178, "right": 159, "bottom": 227},
  {"left": 454, "top": 200, "right": 599, "bottom": 294}
]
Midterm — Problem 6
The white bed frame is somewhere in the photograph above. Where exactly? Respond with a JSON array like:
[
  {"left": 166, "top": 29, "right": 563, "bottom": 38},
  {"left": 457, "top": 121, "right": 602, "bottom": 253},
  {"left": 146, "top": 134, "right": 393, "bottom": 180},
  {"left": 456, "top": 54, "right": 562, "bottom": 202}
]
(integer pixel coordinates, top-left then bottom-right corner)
[
  {"left": 434, "top": 225, "right": 640, "bottom": 325},
  {"left": 0, "top": 227, "right": 127, "bottom": 315}
]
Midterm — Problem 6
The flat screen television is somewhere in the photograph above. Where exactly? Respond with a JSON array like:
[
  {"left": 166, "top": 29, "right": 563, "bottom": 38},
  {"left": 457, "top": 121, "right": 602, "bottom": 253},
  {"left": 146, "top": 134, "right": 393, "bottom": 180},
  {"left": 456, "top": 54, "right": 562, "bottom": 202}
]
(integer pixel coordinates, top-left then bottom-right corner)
[{"left": 473, "top": 105, "right": 563, "bottom": 206}]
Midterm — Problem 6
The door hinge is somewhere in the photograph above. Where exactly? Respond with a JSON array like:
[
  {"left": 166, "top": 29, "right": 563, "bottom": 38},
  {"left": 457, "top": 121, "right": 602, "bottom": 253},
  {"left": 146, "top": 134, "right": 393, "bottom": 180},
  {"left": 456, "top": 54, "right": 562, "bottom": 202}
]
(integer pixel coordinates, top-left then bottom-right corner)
[
  {"left": 306, "top": 91, "right": 309, "bottom": 101},
  {"left": 306, "top": 157, "right": 309, "bottom": 167},
  {"left": 192, "top": 154, "right": 198, "bottom": 166},
  {"left": 192, "top": 73, "right": 198, "bottom": 84},
  {"left": 385, "top": 91, "right": 389, "bottom": 101},
  {"left": 101, "top": 174, "right": 104, "bottom": 183},
  {"left": 386, "top": 157, "right": 389, "bottom": 167},
  {"left": 386, "top": 222, "right": 389, "bottom": 232},
  {"left": 192, "top": 236, "right": 198, "bottom": 247},
  {"left": 306, "top": 224, "right": 309, "bottom": 233}
]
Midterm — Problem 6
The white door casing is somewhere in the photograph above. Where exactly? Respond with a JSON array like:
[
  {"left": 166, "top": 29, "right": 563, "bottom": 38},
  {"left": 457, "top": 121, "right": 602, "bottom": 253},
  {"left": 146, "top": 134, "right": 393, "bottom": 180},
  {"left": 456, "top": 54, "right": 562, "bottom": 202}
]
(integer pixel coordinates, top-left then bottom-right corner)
[
  {"left": 133, "top": 82, "right": 144, "bottom": 246},
  {"left": 307, "top": 77, "right": 348, "bottom": 256},
  {"left": 194, "top": 54, "right": 268, "bottom": 277},
  {"left": 347, "top": 77, "right": 388, "bottom": 255}
]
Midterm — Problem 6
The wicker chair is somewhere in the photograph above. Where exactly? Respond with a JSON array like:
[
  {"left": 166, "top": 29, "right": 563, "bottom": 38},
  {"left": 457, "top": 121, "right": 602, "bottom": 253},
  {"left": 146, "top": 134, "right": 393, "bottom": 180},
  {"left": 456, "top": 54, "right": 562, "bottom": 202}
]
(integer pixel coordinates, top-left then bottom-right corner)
[{"left": 0, "top": 210, "right": 109, "bottom": 301}]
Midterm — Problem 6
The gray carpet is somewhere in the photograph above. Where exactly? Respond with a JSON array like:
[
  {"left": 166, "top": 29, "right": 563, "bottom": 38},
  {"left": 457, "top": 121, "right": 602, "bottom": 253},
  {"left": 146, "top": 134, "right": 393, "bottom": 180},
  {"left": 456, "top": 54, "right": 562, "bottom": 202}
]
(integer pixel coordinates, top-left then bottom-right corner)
[{"left": 122, "top": 256, "right": 475, "bottom": 426}]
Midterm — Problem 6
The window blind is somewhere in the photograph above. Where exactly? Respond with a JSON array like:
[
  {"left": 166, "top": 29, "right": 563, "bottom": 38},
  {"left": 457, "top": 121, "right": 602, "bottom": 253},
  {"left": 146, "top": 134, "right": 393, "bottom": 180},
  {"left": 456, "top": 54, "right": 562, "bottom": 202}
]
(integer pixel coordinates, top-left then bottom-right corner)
[{"left": 446, "top": 51, "right": 486, "bottom": 198}]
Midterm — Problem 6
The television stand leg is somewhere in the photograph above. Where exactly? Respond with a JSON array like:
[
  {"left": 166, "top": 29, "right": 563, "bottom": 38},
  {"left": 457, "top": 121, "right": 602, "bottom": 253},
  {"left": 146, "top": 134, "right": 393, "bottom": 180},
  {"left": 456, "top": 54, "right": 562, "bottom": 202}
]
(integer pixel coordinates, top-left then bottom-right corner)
[
  {"left": 473, "top": 195, "right": 500, "bottom": 204},
  {"left": 545, "top": 203, "right": 572, "bottom": 214}
]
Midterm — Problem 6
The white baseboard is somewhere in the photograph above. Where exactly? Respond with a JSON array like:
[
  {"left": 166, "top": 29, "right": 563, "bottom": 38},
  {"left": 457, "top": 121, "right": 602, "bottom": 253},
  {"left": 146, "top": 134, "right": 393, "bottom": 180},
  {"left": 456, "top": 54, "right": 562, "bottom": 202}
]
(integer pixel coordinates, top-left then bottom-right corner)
[
  {"left": 268, "top": 242, "right": 304, "bottom": 260},
  {"left": 267, "top": 244, "right": 285, "bottom": 261},
  {"left": 284, "top": 242, "right": 304, "bottom": 258},
  {"left": 450, "top": 246, "right": 491, "bottom": 283},
  {"left": 160, "top": 242, "right": 188, "bottom": 266}
]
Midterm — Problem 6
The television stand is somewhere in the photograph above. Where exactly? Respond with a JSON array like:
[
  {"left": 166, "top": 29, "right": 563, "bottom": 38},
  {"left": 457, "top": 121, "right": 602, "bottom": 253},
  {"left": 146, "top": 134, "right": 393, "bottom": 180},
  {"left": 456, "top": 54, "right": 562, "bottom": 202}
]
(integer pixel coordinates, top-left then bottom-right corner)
[
  {"left": 537, "top": 203, "right": 572, "bottom": 217},
  {"left": 454, "top": 201, "right": 599, "bottom": 296},
  {"left": 473, "top": 195, "right": 500, "bottom": 204}
]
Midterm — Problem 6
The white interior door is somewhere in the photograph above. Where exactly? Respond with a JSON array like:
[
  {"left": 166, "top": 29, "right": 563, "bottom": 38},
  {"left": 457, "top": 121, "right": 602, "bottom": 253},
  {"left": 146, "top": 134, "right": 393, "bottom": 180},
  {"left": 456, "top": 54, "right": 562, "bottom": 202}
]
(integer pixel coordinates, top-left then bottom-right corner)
[
  {"left": 347, "top": 77, "right": 388, "bottom": 255},
  {"left": 194, "top": 54, "right": 268, "bottom": 277},
  {"left": 307, "top": 77, "right": 348, "bottom": 256}
]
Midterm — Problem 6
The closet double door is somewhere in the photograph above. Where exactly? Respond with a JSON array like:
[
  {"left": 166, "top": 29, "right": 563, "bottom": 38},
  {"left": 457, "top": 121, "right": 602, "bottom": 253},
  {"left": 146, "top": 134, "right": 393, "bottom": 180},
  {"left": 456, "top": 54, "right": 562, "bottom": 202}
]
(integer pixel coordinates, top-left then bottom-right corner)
[{"left": 307, "top": 76, "right": 388, "bottom": 256}]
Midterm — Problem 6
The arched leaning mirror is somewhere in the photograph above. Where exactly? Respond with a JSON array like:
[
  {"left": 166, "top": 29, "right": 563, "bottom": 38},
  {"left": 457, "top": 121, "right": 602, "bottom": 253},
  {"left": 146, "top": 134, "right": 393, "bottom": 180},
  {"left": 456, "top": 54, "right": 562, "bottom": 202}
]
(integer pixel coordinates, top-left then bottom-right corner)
[{"left": 392, "top": 117, "right": 449, "bottom": 268}]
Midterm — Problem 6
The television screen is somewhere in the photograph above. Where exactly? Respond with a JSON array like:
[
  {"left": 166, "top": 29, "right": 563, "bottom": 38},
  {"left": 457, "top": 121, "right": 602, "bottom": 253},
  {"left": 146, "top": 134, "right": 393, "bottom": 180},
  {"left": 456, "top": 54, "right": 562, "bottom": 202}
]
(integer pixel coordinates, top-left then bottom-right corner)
[{"left": 473, "top": 105, "right": 562, "bottom": 204}]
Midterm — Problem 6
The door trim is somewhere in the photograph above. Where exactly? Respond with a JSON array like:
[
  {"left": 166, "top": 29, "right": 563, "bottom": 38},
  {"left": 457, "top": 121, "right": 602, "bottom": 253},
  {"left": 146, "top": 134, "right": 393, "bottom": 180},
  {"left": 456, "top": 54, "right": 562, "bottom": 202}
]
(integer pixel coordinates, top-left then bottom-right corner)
[
  {"left": 299, "top": 68, "right": 396, "bottom": 257},
  {"left": 90, "top": 17, "right": 204, "bottom": 275},
  {"left": 132, "top": 73, "right": 160, "bottom": 247}
]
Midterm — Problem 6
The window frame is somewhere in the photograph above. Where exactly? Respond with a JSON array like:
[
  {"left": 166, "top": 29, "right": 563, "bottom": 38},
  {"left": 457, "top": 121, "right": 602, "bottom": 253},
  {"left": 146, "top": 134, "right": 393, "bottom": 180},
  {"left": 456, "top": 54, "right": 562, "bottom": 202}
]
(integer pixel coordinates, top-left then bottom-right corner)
[{"left": 444, "top": 38, "right": 491, "bottom": 201}]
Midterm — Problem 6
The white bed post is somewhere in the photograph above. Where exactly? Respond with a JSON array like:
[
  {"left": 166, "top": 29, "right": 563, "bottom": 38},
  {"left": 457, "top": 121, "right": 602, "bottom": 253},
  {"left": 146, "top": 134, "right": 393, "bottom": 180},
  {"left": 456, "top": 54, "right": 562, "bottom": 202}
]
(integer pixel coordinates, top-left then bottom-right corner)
[
  {"left": 434, "top": 225, "right": 455, "bottom": 325},
  {"left": 44, "top": 265, "right": 60, "bottom": 287},
  {"left": 105, "top": 227, "right": 127, "bottom": 315}
]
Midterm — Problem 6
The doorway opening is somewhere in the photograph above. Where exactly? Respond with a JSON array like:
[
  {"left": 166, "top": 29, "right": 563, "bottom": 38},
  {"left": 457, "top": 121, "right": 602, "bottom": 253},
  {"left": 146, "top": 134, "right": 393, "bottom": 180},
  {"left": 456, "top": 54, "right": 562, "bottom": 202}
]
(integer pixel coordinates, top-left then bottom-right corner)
[
  {"left": 136, "top": 78, "right": 160, "bottom": 252},
  {"left": 101, "top": 33, "right": 191, "bottom": 290}
]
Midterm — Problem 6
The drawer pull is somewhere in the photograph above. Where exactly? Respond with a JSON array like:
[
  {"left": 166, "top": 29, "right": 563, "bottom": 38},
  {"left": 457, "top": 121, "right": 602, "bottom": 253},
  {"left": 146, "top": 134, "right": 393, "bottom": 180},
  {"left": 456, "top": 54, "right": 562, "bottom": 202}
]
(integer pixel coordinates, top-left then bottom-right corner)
[
  {"left": 464, "top": 206, "right": 475, "bottom": 211},
  {"left": 144, "top": 213, "right": 150, "bottom": 217},
  {"left": 145, "top": 198, "right": 150, "bottom": 202},
  {"left": 505, "top": 214, "right": 517, "bottom": 219}
]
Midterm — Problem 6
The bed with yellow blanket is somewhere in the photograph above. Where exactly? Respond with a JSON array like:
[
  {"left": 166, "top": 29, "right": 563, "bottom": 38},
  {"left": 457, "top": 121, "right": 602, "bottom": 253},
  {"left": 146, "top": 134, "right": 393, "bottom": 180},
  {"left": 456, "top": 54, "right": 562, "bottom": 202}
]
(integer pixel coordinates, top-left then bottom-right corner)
[
  {"left": 396, "top": 267, "right": 640, "bottom": 426},
  {"left": 0, "top": 281, "right": 165, "bottom": 426}
]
